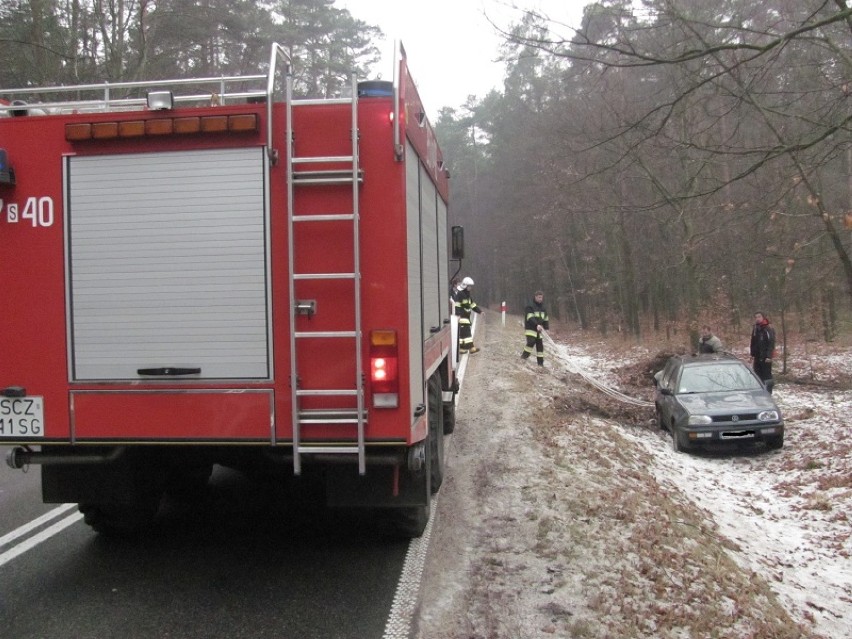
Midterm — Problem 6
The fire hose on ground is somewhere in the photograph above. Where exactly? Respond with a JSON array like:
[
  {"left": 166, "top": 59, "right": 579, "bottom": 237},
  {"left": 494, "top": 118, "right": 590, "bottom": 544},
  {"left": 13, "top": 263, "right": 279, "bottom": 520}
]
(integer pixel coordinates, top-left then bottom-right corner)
[{"left": 541, "top": 330, "right": 655, "bottom": 408}]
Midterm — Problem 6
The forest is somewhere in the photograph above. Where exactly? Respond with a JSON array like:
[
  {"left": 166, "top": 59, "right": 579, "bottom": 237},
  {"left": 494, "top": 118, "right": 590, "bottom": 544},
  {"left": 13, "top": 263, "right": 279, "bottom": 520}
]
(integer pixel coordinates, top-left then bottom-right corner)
[
  {"left": 1, "top": 0, "right": 850, "bottom": 349},
  {"left": 438, "top": 0, "right": 852, "bottom": 348},
  {"left": 0, "top": 0, "right": 381, "bottom": 98}
]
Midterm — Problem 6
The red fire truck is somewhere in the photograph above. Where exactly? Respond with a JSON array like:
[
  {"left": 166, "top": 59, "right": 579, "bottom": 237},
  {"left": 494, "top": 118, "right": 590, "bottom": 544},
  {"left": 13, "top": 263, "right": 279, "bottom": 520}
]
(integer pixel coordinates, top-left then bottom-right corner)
[{"left": 0, "top": 43, "right": 459, "bottom": 537}]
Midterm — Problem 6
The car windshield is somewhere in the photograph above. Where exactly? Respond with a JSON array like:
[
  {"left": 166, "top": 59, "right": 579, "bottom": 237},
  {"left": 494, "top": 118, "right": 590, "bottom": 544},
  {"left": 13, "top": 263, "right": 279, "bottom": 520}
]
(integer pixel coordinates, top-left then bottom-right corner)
[{"left": 677, "top": 363, "right": 764, "bottom": 393}]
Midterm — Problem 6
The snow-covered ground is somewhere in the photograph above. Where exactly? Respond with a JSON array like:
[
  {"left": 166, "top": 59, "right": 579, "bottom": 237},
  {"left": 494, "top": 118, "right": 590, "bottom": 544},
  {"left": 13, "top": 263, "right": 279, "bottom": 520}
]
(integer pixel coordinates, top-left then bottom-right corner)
[
  {"left": 416, "top": 315, "right": 851, "bottom": 639},
  {"left": 620, "top": 384, "right": 852, "bottom": 638},
  {"left": 551, "top": 337, "right": 852, "bottom": 637}
]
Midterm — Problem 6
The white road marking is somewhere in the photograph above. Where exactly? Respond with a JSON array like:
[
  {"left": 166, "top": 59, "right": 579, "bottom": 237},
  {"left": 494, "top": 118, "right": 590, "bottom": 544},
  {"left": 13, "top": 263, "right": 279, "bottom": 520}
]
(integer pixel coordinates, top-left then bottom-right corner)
[
  {"left": 0, "top": 316, "right": 482, "bottom": 596},
  {"left": 0, "top": 504, "right": 82, "bottom": 568},
  {"left": 383, "top": 313, "right": 477, "bottom": 636},
  {"left": 381, "top": 501, "right": 437, "bottom": 639},
  {"left": 0, "top": 503, "right": 77, "bottom": 548}
]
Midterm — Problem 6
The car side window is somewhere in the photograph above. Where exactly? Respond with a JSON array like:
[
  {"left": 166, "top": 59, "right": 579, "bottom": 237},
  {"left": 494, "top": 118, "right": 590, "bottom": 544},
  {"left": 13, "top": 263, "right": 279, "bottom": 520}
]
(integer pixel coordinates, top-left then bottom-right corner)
[
  {"left": 677, "top": 370, "right": 690, "bottom": 393},
  {"left": 660, "top": 362, "right": 678, "bottom": 391},
  {"left": 672, "top": 368, "right": 684, "bottom": 392}
]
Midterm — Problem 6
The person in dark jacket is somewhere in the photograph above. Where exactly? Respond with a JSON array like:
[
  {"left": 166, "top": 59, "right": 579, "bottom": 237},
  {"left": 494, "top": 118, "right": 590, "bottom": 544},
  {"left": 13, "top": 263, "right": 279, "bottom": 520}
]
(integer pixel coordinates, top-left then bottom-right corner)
[
  {"left": 455, "top": 276, "right": 482, "bottom": 354},
  {"left": 750, "top": 311, "right": 776, "bottom": 393},
  {"left": 698, "top": 325, "right": 723, "bottom": 354},
  {"left": 521, "top": 290, "right": 549, "bottom": 366}
]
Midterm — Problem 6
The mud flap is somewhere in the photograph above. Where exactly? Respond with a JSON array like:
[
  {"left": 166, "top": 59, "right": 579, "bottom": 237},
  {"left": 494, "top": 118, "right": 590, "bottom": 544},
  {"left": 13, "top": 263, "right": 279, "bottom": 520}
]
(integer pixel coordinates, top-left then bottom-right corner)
[{"left": 325, "top": 462, "right": 430, "bottom": 508}]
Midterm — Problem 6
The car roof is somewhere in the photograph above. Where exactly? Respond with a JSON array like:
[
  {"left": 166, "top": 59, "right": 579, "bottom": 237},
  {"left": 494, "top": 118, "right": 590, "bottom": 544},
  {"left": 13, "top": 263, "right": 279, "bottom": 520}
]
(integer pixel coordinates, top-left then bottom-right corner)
[{"left": 672, "top": 353, "right": 743, "bottom": 367}]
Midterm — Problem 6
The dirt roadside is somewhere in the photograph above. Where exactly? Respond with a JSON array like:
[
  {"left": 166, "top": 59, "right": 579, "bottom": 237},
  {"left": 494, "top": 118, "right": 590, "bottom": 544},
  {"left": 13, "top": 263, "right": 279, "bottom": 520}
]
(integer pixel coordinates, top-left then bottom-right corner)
[{"left": 414, "top": 311, "right": 823, "bottom": 639}]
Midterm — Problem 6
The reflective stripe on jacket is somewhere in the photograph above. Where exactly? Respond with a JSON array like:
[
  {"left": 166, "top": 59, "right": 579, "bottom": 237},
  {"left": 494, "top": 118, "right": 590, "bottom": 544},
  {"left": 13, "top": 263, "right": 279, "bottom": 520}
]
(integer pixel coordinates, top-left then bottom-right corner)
[
  {"left": 455, "top": 289, "right": 481, "bottom": 321},
  {"left": 524, "top": 302, "right": 549, "bottom": 332}
]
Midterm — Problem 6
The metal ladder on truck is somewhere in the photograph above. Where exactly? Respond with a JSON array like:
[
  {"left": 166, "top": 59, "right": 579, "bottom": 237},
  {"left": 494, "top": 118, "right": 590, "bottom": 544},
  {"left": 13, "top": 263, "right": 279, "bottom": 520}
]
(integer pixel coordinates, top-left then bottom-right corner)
[{"left": 286, "top": 75, "right": 366, "bottom": 476}]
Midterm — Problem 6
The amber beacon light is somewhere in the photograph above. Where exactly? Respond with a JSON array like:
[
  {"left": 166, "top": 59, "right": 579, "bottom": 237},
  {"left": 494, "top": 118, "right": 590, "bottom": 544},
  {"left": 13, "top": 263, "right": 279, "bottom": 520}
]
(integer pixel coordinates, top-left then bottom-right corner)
[{"left": 65, "top": 113, "right": 258, "bottom": 142}]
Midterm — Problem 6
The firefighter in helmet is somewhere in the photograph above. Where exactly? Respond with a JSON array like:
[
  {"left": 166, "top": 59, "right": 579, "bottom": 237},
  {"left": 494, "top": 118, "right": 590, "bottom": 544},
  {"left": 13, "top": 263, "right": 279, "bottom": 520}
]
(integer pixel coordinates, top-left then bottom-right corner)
[
  {"left": 521, "top": 290, "right": 549, "bottom": 366},
  {"left": 454, "top": 276, "right": 482, "bottom": 354}
]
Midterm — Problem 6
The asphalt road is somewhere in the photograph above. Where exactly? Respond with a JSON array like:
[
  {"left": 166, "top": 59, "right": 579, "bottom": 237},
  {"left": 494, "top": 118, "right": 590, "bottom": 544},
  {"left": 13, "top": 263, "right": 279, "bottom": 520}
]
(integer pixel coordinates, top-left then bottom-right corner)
[{"left": 0, "top": 455, "right": 409, "bottom": 639}]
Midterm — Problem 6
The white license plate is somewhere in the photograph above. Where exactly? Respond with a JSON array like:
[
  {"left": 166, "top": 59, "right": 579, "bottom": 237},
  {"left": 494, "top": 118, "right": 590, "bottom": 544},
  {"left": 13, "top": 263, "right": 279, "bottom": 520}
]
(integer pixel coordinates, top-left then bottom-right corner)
[{"left": 0, "top": 396, "right": 45, "bottom": 438}]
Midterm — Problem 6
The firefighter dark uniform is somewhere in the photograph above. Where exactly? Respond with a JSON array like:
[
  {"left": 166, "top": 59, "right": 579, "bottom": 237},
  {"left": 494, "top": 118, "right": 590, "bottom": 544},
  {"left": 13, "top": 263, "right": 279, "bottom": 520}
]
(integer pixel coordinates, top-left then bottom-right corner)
[
  {"left": 521, "top": 291, "right": 549, "bottom": 366},
  {"left": 455, "top": 278, "right": 482, "bottom": 354}
]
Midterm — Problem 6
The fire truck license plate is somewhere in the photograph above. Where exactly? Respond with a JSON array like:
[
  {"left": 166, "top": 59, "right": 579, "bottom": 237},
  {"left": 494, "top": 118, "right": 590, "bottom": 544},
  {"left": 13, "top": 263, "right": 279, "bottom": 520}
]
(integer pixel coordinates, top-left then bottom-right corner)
[{"left": 0, "top": 397, "right": 44, "bottom": 438}]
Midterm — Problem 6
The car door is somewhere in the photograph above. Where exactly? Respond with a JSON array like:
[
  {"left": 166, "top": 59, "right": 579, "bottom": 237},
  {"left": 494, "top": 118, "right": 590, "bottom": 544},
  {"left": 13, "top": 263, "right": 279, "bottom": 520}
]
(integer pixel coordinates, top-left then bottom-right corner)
[{"left": 656, "top": 360, "right": 679, "bottom": 427}]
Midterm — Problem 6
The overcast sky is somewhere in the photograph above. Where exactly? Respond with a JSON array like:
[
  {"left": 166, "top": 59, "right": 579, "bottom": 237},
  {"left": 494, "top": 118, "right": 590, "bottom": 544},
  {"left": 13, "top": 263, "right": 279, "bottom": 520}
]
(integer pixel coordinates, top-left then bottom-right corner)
[{"left": 338, "top": 0, "right": 589, "bottom": 119}]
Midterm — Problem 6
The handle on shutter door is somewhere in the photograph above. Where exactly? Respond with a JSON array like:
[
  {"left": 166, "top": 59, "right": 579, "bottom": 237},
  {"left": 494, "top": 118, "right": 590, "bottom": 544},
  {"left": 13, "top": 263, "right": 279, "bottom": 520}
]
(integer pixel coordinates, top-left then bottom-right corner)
[{"left": 137, "top": 367, "right": 202, "bottom": 376}]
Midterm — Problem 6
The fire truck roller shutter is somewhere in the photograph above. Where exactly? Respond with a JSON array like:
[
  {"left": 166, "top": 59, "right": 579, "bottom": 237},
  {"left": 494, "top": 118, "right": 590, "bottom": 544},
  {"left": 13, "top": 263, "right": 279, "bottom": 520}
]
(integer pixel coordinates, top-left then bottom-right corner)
[
  {"left": 66, "top": 147, "right": 271, "bottom": 381},
  {"left": 437, "top": 196, "right": 449, "bottom": 326},
  {"left": 420, "top": 158, "right": 441, "bottom": 340},
  {"left": 405, "top": 143, "right": 424, "bottom": 411}
]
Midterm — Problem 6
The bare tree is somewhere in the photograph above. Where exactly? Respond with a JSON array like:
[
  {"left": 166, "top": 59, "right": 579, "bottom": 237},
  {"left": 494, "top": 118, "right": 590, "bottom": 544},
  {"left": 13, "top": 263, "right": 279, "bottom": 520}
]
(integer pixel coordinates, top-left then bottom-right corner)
[{"left": 503, "top": 0, "right": 852, "bottom": 305}]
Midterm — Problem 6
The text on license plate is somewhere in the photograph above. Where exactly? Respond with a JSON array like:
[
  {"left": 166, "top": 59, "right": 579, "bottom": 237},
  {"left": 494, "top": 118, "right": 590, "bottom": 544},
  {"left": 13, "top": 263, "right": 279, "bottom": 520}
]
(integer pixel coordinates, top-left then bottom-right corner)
[{"left": 0, "top": 397, "right": 44, "bottom": 437}]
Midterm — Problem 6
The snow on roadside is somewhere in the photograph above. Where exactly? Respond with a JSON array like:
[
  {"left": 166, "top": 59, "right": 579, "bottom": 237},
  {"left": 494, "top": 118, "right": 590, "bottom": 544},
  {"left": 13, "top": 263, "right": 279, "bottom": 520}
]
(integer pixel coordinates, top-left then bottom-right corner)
[
  {"left": 416, "top": 318, "right": 850, "bottom": 639},
  {"left": 563, "top": 339, "right": 852, "bottom": 639}
]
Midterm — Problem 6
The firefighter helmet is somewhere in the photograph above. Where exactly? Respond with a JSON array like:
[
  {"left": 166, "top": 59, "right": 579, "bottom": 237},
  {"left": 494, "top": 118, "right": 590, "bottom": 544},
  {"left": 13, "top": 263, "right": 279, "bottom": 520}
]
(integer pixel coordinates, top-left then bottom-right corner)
[{"left": 462, "top": 277, "right": 474, "bottom": 287}]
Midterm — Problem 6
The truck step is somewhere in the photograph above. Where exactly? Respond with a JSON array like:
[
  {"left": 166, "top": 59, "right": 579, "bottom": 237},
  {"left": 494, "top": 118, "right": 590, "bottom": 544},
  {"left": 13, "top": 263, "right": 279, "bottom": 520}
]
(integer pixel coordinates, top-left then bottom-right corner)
[
  {"left": 293, "top": 155, "right": 354, "bottom": 164},
  {"left": 292, "top": 169, "right": 363, "bottom": 185},
  {"left": 293, "top": 213, "right": 354, "bottom": 222},
  {"left": 296, "top": 445, "right": 360, "bottom": 455},
  {"left": 298, "top": 409, "right": 367, "bottom": 424},
  {"left": 293, "top": 273, "right": 356, "bottom": 280},
  {"left": 296, "top": 388, "right": 360, "bottom": 397}
]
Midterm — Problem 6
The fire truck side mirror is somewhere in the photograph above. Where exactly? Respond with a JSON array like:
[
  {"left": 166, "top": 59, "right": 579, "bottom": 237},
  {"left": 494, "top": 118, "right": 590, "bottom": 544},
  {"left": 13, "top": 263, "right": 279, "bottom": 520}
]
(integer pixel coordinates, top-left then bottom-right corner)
[{"left": 451, "top": 226, "right": 464, "bottom": 260}]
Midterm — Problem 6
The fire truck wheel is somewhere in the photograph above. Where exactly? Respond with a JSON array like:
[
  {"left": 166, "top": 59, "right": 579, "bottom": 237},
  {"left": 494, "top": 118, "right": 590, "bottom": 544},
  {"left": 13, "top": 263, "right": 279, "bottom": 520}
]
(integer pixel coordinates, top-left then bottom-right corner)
[
  {"left": 78, "top": 498, "right": 160, "bottom": 536},
  {"left": 165, "top": 464, "right": 213, "bottom": 501},
  {"left": 428, "top": 376, "right": 445, "bottom": 495},
  {"left": 389, "top": 504, "right": 430, "bottom": 539},
  {"left": 383, "top": 378, "right": 441, "bottom": 539},
  {"left": 442, "top": 397, "right": 456, "bottom": 435}
]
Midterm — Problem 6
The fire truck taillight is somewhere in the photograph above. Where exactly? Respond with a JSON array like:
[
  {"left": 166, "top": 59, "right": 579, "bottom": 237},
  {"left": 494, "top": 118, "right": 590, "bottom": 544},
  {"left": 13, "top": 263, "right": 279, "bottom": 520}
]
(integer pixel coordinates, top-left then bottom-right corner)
[{"left": 370, "top": 330, "right": 399, "bottom": 408}]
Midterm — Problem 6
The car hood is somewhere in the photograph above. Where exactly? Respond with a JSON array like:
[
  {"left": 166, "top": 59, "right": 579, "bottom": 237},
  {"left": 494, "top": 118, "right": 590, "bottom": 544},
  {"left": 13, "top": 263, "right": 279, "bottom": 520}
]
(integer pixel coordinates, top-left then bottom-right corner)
[{"left": 676, "top": 390, "right": 779, "bottom": 414}]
